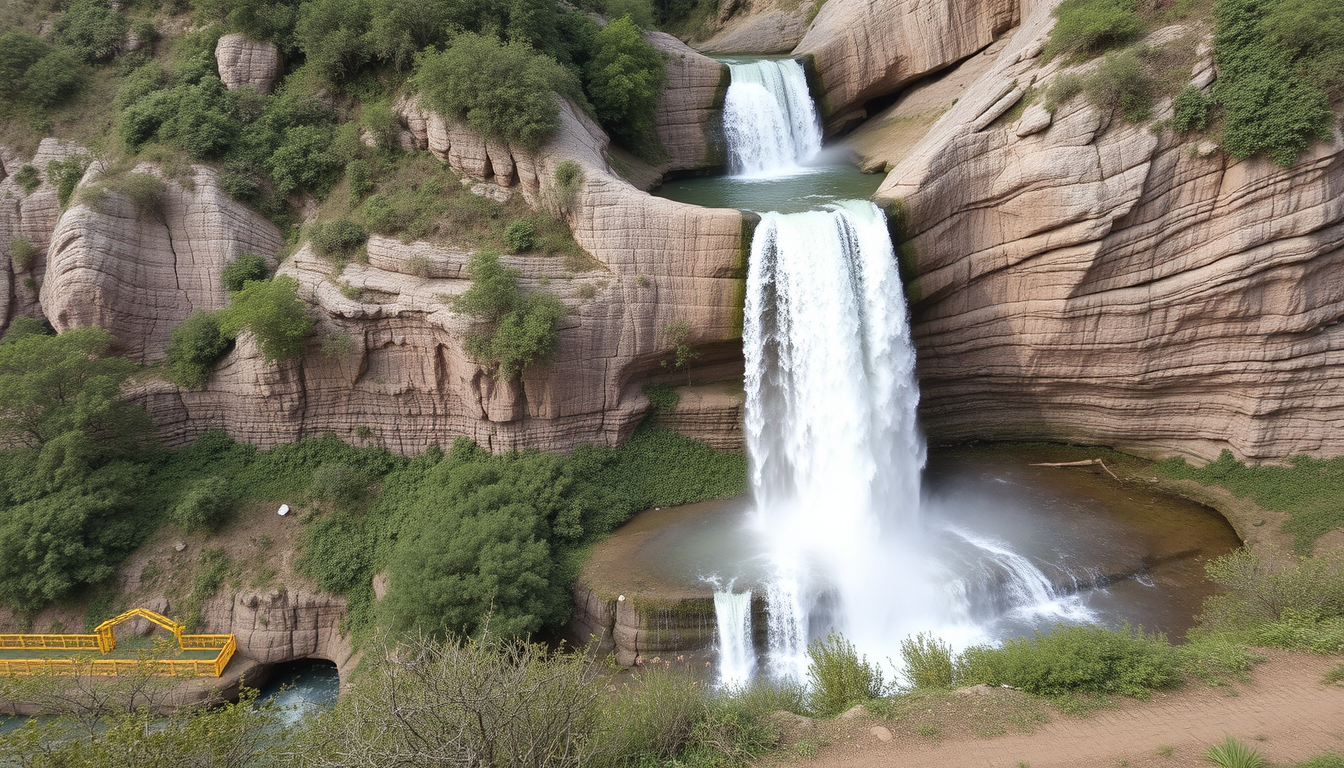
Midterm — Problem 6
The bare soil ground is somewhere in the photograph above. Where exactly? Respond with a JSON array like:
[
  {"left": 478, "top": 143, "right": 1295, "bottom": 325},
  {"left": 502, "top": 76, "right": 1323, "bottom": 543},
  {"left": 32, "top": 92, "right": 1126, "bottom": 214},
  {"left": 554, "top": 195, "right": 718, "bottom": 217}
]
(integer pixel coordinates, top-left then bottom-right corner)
[{"left": 763, "top": 649, "right": 1344, "bottom": 768}]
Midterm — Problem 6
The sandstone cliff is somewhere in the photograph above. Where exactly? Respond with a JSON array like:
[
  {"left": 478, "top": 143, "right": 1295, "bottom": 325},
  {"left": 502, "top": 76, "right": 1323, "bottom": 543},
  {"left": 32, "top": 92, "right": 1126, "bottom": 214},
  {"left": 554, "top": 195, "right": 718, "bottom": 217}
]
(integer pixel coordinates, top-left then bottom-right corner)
[
  {"left": 794, "top": 0, "right": 1020, "bottom": 128},
  {"left": 42, "top": 165, "right": 282, "bottom": 361},
  {"left": 214, "top": 33, "right": 283, "bottom": 94},
  {"left": 876, "top": 2, "right": 1344, "bottom": 462}
]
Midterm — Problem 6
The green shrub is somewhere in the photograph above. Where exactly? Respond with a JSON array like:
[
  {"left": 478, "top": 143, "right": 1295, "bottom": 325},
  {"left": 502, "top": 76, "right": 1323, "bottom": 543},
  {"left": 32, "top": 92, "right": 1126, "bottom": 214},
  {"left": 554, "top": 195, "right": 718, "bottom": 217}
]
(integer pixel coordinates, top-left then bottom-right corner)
[
  {"left": 1327, "top": 663, "right": 1344, "bottom": 685},
  {"left": 958, "top": 623, "right": 1180, "bottom": 697},
  {"left": 900, "top": 631, "right": 956, "bottom": 690},
  {"left": 346, "top": 159, "right": 373, "bottom": 202},
  {"left": 595, "top": 665, "right": 708, "bottom": 765},
  {"left": 166, "top": 309, "right": 231, "bottom": 387},
  {"left": 503, "top": 219, "right": 537, "bottom": 253},
  {"left": 1044, "top": 73, "right": 1085, "bottom": 112},
  {"left": 46, "top": 156, "right": 93, "bottom": 209},
  {"left": 1172, "top": 85, "right": 1214, "bottom": 132},
  {"left": 1205, "top": 736, "right": 1267, "bottom": 768},
  {"left": 642, "top": 382, "right": 680, "bottom": 416},
  {"left": 2, "top": 317, "right": 50, "bottom": 344},
  {"left": 415, "top": 33, "right": 583, "bottom": 151},
  {"left": 310, "top": 462, "right": 369, "bottom": 507},
  {"left": 359, "top": 100, "right": 400, "bottom": 148},
  {"left": 1198, "top": 548, "right": 1344, "bottom": 632},
  {"left": 1179, "top": 631, "right": 1264, "bottom": 683},
  {"left": 0, "top": 31, "right": 51, "bottom": 102},
  {"left": 221, "top": 253, "right": 269, "bottom": 292},
  {"left": 9, "top": 239, "right": 38, "bottom": 272},
  {"left": 805, "top": 632, "right": 887, "bottom": 716},
  {"left": 455, "top": 251, "right": 565, "bottom": 379},
  {"left": 1044, "top": 0, "right": 1142, "bottom": 60},
  {"left": 309, "top": 219, "right": 368, "bottom": 261},
  {"left": 17, "top": 51, "right": 85, "bottom": 108},
  {"left": 1213, "top": 0, "right": 1335, "bottom": 165},
  {"left": 1261, "top": 0, "right": 1344, "bottom": 99},
  {"left": 1085, "top": 48, "right": 1155, "bottom": 122},
  {"left": 14, "top": 165, "right": 40, "bottom": 194},
  {"left": 118, "top": 173, "right": 166, "bottom": 217},
  {"left": 584, "top": 16, "right": 667, "bottom": 147},
  {"left": 171, "top": 475, "right": 236, "bottom": 531},
  {"left": 294, "top": 0, "right": 374, "bottom": 84},
  {"left": 218, "top": 275, "right": 315, "bottom": 362},
  {"left": 54, "top": 0, "right": 130, "bottom": 63},
  {"left": 1298, "top": 754, "right": 1344, "bottom": 768}
]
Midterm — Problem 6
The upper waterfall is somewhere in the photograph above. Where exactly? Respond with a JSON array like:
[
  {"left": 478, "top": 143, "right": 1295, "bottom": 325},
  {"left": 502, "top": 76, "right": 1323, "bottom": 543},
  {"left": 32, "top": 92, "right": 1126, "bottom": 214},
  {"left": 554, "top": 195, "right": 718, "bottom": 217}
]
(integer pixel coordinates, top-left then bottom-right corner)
[{"left": 722, "top": 59, "right": 823, "bottom": 176}]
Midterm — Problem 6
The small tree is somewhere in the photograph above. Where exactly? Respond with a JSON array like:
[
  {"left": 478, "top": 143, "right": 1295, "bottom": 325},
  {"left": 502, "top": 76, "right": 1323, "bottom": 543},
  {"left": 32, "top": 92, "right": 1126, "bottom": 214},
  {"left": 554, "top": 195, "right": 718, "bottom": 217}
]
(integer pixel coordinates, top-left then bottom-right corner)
[
  {"left": 166, "top": 309, "right": 231, "bottom": 387},
  {"left": 218, "top": 276, "right": 315, "bottom": 362},
  {"left": 221, "top": 252, "right": 270, "bottom": 292},
  {"left": 660, "top": 321, "right": 699, "bottom": 384},
  {"left": 454, "top": 251, "right": 565, "bottom": 380}
]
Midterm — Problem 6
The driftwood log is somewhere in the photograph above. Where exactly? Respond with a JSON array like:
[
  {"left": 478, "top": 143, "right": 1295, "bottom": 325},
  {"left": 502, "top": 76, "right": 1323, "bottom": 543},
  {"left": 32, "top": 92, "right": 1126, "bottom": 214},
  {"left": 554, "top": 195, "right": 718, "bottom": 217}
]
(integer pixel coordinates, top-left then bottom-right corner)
[{"left": 1029, "top": 458, "right": 1121, "bottom": 482}]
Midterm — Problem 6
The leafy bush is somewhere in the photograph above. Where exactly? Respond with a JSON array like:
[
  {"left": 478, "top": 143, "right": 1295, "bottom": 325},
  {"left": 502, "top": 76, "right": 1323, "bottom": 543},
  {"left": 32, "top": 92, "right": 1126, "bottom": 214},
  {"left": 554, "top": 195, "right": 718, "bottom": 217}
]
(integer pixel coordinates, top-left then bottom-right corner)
[
  {"left": 54, "top": 0, "right": 130, "bottom": 63},
  {"left": 47, "top": 155, "right": 93, "bottom": 209},
  {"left": 1085, "top": 48, "right": 1155, "bottom": 122},
  {"left": 415, "top": 33, "right": 583, "bottom": 151},
  {"left": 805, "top": 632, "right": 886, "bottom": 716},
  {"left": 642, "top": 382, "right": 680, "bottom": 415},
  {"left": 1213, "top": 0, "right": 1335, "bottom": 165},
  {"left": 1261, "top": 0, "right": 1344, "bottom": 99},
  {"left": 9, "top": 238, "right": 37, "bottom": 272},
  {"left": 503, "top": 219, "right": 537, "bottom": 253},
  {"left": 171, "top": 475, "right": 236, "bottom": 531},
  {"left": 1044, "top": 0, "right": 1142, "bottom": 60},
  {"left": 0, "top": 32, "right": 86, "bottom": 108},
  {"left": 0, "top": 31, "right": 50, "bottom": 101},
  {"left": 1196, "top": 548, "right": 1344, "bottom": 652},
  {"left": 900, "top": 631, "right": 956, "bottom": 690},
  {"left": 1205, "top": 736, "right": 1267, "bottom": 768},
  {"left": 218, "top": 276, "right": 315, "bottom": 362},
  {"left": 310, "top": 462, "right": 369, "bottom": 507},
  {"left": 309, "top": 219, "right": 368, "bottom": 261},
  {"left": 118, "top": 173, "right": 166, "bottom": 217},
  {"left": 594, "top": 665, "right": 708, "bottom": 764},
  {"left": 958, "top": 623, "right": 1181, "bottom": 697},
  {"left": 166, "top": 310, "right": 232, "bottom": 387},
  {"left": 1171, "top": 85, "right": 1213, "bottom": 131},
  {"left": 455, "top": 251, "right": 565, "bottom": 379},
  {"left": 14, "top": 165, "right": 40, "bottom": 194},
  {"left": 584, "top": 16, "right": 667, "bottom": 147},
  {"left": 294, "top": 0, "right": 374, "bottom": 84},
  {"left": 346, "top": 159, "right": 373, "bottom": 202},
  {"left": 221, "top": 253, "right": 270, "bottom": 292}
]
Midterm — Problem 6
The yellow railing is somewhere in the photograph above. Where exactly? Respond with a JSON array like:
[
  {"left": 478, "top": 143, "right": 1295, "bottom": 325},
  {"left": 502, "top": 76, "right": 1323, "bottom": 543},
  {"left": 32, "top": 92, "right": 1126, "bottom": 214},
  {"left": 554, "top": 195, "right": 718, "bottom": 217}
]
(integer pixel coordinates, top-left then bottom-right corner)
[
  {"left": 0, "top": 610, "right": 236, "bottom": 678},
  {"left": 0, "top": 634, "right": 100, "bottom": 650}
]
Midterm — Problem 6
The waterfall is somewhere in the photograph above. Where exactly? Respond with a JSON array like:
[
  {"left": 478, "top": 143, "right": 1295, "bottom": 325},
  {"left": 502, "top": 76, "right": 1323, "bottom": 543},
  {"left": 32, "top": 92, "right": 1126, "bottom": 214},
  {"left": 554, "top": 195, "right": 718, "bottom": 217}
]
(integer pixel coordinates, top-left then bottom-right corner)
[
  {"left": 744, "top": 200, "right": 930, "bottom": 671},
  {"left": 722, "top": 59, "right": 822, "bottom": 176},
  {"left": 713, "top": 589, "right": 755, "bottom": 687}
]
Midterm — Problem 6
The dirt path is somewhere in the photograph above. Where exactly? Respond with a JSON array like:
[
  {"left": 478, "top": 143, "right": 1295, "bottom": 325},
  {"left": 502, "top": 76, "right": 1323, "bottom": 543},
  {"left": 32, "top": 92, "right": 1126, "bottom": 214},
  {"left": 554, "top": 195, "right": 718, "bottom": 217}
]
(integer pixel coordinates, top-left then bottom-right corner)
[{"left": 770, "top": 650, "right": 1344, "bottom": 768}]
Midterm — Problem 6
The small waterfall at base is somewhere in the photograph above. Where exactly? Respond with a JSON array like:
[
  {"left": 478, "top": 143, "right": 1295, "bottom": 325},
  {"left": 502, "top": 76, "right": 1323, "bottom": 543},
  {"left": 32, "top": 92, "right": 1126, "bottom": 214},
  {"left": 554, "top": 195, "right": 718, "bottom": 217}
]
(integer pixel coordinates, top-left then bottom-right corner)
[
  {"left": 713, "top": 589, "right": 755, "bottom": 687},
  {"left": 722, "top": 59, "right": 822, "bottom": 176},
  {"left": 739, "top": 201, "right": 1096, "bottom": 679}
]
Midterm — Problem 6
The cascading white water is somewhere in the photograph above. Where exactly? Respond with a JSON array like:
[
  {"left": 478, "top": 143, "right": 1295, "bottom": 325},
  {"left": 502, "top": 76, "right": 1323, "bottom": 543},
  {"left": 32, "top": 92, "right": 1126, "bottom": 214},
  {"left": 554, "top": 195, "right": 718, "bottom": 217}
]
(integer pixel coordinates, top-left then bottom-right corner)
[
  {"left": 713, "top": 589, "right": 755, "bottom": 687},
  {"left": 722, "top": 59, "right": 822, "bottom": 176}
]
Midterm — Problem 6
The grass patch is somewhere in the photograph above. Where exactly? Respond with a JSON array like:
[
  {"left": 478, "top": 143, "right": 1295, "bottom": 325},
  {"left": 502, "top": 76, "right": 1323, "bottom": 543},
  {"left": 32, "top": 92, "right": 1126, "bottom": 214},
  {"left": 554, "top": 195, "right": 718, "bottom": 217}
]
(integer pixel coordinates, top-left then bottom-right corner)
[
  {"left": 1156, "top": 451, "right": 1344, "bottom": 552},
  {"left": 1205, "top": 736, "right": 1267, "bottom": 768}
]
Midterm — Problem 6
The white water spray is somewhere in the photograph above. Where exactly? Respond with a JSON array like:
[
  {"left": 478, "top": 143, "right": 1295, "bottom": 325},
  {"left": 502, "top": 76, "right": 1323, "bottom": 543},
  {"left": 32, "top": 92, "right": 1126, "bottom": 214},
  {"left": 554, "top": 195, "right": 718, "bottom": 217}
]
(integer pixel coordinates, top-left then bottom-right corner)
[
  {"left": 713, "top": 589, "right": 755, "bottom": 687},
  {"left": 722, "top": 59, "right": 822, "bottom": 176}
]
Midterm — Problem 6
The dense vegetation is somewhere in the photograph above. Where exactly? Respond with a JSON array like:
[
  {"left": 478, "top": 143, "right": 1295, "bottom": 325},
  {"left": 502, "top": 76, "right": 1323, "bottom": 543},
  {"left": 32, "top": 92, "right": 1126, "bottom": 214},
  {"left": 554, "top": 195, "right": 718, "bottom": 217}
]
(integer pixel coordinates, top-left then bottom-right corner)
[
  {"left": 453, "top": 251, "right": 567, "bottom": 380},
  {"left": 1043, "top": 0, "right": 1343, "bottom": 164}
]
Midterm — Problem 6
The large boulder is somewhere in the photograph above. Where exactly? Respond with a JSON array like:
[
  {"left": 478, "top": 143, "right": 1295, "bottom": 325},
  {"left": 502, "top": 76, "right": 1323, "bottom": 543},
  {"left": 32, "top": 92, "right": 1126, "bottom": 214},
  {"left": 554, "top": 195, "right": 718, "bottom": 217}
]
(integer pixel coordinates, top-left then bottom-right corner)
[
  {"left": 879, "top": 2, "right": 1344, "bottom": 462},
  {"left": 215, "top": 33, "right": 283, "bottom": 94},
  {"left": 0, "top": 139, "right": 85, "bottom": 328},
  {"left": 794, "top": 0, "right": 1019, "bottom": 127},
  {"left": 41, "top": 165, "right": 283, "bottom": 362}
]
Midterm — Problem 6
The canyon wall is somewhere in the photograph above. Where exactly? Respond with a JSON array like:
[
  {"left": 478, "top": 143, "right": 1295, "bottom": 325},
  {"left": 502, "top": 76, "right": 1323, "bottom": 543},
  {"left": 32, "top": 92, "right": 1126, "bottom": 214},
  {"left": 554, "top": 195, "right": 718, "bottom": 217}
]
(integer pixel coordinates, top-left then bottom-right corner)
[{"left": 878, "top": 3, "right": 1344, "bottom": 462}]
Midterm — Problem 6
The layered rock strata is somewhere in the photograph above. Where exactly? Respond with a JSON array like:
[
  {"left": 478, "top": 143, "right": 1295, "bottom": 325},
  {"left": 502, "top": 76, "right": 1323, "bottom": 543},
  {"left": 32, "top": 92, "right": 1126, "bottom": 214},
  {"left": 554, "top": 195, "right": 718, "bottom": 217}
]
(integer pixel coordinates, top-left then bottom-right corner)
[
  {"left": 215, "top": 33, "right": 283, "bottom": 94},
  {"left": 794, "top": 0, "right": 1019, "bottom": 126},
  {"left": 42, "top": 165, "right": 282, "bottom": 361},
  {"left": 879, "top": 2, "right": 1344, "bottom": 462}
]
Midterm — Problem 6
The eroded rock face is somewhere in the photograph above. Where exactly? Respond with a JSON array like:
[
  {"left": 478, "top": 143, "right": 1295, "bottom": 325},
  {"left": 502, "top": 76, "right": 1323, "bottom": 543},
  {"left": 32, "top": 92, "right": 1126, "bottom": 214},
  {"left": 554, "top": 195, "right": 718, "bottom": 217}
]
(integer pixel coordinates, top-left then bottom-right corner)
[
  {"left": 134, "top": 100, "right": 749, "bottom": 454},
  {"left": 215, "top": 33, "right": 282, "bottom": 94},
  {"left": 794, "top": 0, "right": 1019, "bottom": 126},
  {"left": 0, "top": 139, "right": 84, "bottom": 327},
  {"left": 879, "top": 3, "right": 1344, "bottom": 462},
  {"left": 201, "top": 588, "right": 355, "bottom": 678},
  {"left": 648, "top": 32, "right": 729, "bottom": 171},
  {"left": 42, "top": 165, "right": 283, "bottom": 362}
]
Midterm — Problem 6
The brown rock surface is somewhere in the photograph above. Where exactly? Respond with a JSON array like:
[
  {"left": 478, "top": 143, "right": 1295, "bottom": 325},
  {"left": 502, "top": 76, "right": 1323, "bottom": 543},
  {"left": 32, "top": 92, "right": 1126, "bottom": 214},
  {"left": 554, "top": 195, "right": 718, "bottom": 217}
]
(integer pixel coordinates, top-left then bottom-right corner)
[
  {"left": 0, "top": 139, "right": 85, "bottom": 326},
  {"left": 648, "top": 32, "right": 729, "bottom": 171},
  {"left": 794, "top": 0, "right": 1019, "bottom": 124},
  {"left": 41, "top": 164, "right": 283, "bottom": 362},
  {"left": 214, "top": 33, "right": 282, "bottom": 94},
  {"left": 878, "top": 3, "right": 1344, "bottom": 462},
  {"left": 697, "top": 0, "right": 813, "bottom": 55}
]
